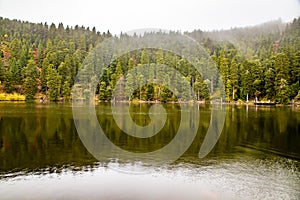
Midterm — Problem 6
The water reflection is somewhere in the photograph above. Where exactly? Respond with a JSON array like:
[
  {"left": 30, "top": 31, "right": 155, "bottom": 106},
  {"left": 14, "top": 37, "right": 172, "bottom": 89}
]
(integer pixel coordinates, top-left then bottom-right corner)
[
  {"left": 0, "top": 103, "right": 96, "bottom": 174},
  {"left": 1, "top": 156, "right": 299, "bottom": 200},
  {"left": 0, "top": 103, "right": 299, "bottom": 199}
]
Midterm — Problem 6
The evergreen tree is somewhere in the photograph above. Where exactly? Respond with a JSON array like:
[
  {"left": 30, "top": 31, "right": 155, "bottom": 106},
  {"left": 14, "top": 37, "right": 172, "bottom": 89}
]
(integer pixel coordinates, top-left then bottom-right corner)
[
  {"left": 111, "top": 60, "right": 123, "bottom": 87},
  {"left": 229, "top": 59, "right": 239, "bottom": 100},
  {"left": 24, "top": 59, "right": 38, "bottom": 100},
  {"left": 251, "top": 59, "right": 264, "bottom": 100},
  {"left": 40, "top": 57, "right": 50, "bottom": 93},
  {"left": 274, "top": 53, "right": 290, "bottom": 102},
  {"left": 276, "top": 78, "right": 290, "bottom": 104},
  {"left": 37, "top": 42, "right": 44, "bottom": 67},
  {"left": 264, "top": 67, "right": 275, "bottom": 100},
  {"left": 140, "top": 49, "right": 150, "bottom": 65},
  {"left": 47, "top": 65, "right": 61, "bottom": 101},
  {"left": 8, "top": 58, "right": 22, "bottom": 85},
  {"left": 125, "top": 72, "right": 135, "bottom": 101},
  {"left": 155, "top": 49, "right": 164, "bottom": 64},
  {"left": 194, "top": 74, "right": 209, "bottom": 101},
  {"left": 99, "top": 81, "right": 107, "bottom": 101},
  {"left": 58, "top": 61, "right": 71, "bottom": 98},
  {"left": 19, "top": 46, "right": 28, "bottom": 69},
  {"left": 241, "top": 69, "right": 253, "bottom": 100},
  {"left": 136, "top": 72, "right": 144, "bottom": 100},
  {"left": 62, "top": 79, "right": 71, "bottom": 101},
  {"left": 219, "top": 53, "right": 230, "bottom": 100},
  {"left": 9, "top": 38, "right": 22, "bottom": 59},
  {"left": 0, "top": 59, "right": 5, "bottom": 83}
]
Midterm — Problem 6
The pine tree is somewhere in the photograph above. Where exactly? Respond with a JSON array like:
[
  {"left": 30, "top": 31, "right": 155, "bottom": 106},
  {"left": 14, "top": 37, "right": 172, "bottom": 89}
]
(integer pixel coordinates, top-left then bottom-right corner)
[
  {"left": 58, "top": 61, "right": 71, "bottom": 98},
  {"left": 62, "top": 79, "right": 71, "bottom": 101},
  {"left": 241, "top": 69, "right": 253, "bottom": 100},
  {"left": 264, "top": 67, "right": 275, "bottom": 100},
  {"left": 155, "top": 49, "right": 164, "bottom": 64},
  {"left": 99, "top": 81, "right": 107, "bottom": 101},
  {"left": 8, "top": 58, "right": 23, "bottom": 86},
  {"left": 136, "top": 72, "right": 144, "bottom": 100},
  {"left": 276, "top": 78, "right": 290, "bottom": 104},
  {"left": 274, "top": 53, "right": 290, "bottom": 103},
  {"left": 9, "top": 38, "right": 22, "bottom": 59},
  {"left": 40, "top": 57, "right": 50, "bottom": 93},
  {"left": 219, "top": 53, "right": 230, "bottom": 100},
  {"left": 24, "top": 59, "right": 38, "bottom": 101},
  {"left": 37, "top": 42, "right": 44, "bottom": 67},
  {"left": 19, "top": 46, "right": 28, "bottom": 69},
  {"left": 289, "top": 51, "right": 300, "bottom": 99},
  {"left": 47, "top": 65, "right": 61, "bottom": 101},
  {"left": 140, "top": 49, "right": 150, "bottom": 65},
  {"left": 194, "top": 74, "right": 203, "bottom": 101},
  {"left": 128, "top": 57, "right": 135, "bottom": 70},
  {"left": 111, "top": 61, "right": 123, "bottom": 86},
  {"left": 125, "top": 72, "right": 135, "bottom": 101},
  {"left": 0, "top": 59, "right": 5, "bottom": 83},
  {"left": 251, "top": 59, "right": 264, "bottom": 99},
  {"left": 274, "top": 53, "right": 290, "bottom": 84},
  {"left": 229, "top": 59, "right": 239, "bottom": 100}
]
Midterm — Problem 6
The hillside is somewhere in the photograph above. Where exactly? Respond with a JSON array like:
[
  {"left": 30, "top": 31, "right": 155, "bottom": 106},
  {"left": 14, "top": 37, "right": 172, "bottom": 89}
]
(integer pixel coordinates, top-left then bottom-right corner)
[{"left": 0, "top": 17, "right": 299, "bottom": 103}]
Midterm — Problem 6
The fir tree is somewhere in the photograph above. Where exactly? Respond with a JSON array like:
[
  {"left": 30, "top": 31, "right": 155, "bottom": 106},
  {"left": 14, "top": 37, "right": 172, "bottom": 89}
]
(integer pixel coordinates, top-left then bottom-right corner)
[{"left": 24, "top": 59, "right": 38, "bottom": 101}]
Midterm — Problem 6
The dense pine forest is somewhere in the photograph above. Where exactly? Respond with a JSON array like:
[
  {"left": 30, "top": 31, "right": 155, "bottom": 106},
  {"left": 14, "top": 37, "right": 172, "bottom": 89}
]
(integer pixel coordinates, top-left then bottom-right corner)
[{"left": 0, "top": 17, "right": 299, "bottom": 103}]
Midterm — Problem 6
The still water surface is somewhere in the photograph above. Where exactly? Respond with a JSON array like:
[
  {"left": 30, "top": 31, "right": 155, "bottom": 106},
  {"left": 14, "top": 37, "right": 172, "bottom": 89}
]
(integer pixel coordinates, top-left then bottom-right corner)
[{"left": 0, "top": 102, "right": 299, "bottom": 200}]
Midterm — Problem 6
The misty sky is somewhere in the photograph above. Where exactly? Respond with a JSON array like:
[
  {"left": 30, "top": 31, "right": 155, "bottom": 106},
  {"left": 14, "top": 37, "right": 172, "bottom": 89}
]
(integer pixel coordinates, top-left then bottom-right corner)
[{"left": 0, "top": 0, "right": 299, "bottom": 34}]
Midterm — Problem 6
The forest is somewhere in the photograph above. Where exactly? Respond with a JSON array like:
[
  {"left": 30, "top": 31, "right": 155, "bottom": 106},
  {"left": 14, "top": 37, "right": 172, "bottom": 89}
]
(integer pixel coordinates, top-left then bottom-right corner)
[{"left": 0, "top": 17, "right": 299, "bottom": 103}]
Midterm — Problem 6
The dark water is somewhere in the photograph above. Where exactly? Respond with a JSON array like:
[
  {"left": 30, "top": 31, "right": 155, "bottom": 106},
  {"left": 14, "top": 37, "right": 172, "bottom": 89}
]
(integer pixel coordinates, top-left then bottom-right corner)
[{"left": 0, "top": 102, "right": 299, "bottom": 200}]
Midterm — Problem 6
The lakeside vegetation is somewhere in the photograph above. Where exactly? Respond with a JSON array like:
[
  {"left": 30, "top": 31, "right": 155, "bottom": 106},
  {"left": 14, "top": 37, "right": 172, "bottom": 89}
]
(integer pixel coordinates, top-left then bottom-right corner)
[{"left": 0, "top": 17, "right": 299, "bottom": 103}]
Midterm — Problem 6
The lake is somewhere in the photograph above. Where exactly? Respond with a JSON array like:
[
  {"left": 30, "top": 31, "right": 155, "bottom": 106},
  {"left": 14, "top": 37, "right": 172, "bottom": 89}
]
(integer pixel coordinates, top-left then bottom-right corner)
[{"left": 0, "top": 102, "right": 299, "bottom": 200}]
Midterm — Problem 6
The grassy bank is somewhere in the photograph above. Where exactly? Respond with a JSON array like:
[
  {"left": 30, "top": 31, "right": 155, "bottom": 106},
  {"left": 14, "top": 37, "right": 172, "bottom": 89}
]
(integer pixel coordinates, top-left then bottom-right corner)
[{"left": 0, "top": 93, "right": 25, "bottom": 101}]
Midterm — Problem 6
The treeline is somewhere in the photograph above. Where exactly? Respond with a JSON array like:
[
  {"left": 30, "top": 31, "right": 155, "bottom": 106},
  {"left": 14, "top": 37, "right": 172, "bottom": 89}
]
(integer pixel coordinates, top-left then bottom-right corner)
[
  {"left": 0, "top": 17, "right": 299, "bottom": 103},
  {"left": 0, "top": 17, "right": 110, "bottom": 101},
  {"left": 188, "top": 18, "right": 300, "bottom": 103},
  {"left": 88, "top": 48, "right": 211, "bottom": 102}
]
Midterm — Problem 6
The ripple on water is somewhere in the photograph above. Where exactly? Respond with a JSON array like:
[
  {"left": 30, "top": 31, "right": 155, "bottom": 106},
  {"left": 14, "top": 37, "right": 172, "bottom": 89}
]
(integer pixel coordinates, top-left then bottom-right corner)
[{"left": 0, "top": 155, "right": 299, "bottom": 200}]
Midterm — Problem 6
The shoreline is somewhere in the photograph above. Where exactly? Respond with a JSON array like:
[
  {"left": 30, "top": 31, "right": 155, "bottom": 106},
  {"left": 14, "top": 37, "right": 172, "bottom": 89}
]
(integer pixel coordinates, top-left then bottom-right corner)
[
  {"left": 0, "top": 97, "right": 299, "bottom": 106},
  {"left": 0, "top": 92, "right": 299, "bottom": 106}
]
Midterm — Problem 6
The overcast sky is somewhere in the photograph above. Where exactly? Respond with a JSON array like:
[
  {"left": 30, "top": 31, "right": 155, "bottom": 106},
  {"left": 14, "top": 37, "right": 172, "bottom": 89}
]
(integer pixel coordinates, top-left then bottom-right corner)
[{"left": 0, "top": 0, "right": 299, "bottom": 34}]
